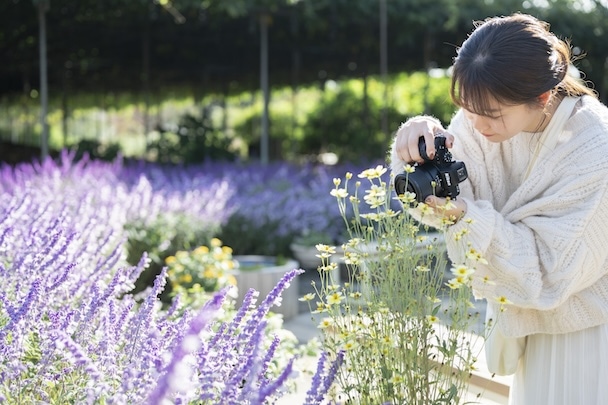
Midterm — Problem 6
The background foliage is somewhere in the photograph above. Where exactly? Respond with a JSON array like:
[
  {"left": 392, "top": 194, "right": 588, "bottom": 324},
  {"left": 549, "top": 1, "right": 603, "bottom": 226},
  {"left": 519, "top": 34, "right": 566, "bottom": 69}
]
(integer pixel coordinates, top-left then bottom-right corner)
[
  {"left": 1, "top": 0, "right": 606, "bottom": 164},
  {"left": 3, "top": 0, "right": 607, "bottom": 97}
]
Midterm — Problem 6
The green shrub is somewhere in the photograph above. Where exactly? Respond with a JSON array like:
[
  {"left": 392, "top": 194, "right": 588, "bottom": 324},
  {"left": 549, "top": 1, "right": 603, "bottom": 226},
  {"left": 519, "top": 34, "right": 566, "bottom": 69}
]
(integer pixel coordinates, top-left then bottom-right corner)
[
  {"left": 124, "top": 213, "right": 218, "bottom": 301},
  {"left": 217, "top": 213, "right": 293, "bottom": 259},
  {"left": 148, "top": 111, "right": 238, "bottom": 164},
  {"left": 300, "top": 85, "right": 404, "bottom": 163},
  {"left": 71, "top": 139, "right": 122, "bottom": 161}
]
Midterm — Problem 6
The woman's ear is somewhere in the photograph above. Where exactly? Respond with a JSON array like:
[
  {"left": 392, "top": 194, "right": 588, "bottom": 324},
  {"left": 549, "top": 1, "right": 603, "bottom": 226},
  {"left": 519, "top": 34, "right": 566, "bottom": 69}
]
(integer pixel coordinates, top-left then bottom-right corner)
[{"left": 538, "top": 91, "right": 551, "bottom": 107}]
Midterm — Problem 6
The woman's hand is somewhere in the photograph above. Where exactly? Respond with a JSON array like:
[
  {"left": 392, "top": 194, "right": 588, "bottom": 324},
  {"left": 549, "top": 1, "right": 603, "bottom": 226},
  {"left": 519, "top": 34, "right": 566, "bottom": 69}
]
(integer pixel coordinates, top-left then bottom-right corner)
[
  {"left": 423, "top": 195, "right": 468, "bottom": 226},
  {"left": 393, "top": 117, "right": 454, "bottom": 164}
]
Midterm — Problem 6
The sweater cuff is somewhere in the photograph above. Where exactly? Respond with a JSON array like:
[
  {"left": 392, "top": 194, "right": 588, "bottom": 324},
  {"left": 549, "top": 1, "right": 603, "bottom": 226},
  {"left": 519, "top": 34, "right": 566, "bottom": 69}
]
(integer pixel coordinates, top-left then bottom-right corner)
[{"left": 445, "top": 198, "right": 497, "bottom": 264}]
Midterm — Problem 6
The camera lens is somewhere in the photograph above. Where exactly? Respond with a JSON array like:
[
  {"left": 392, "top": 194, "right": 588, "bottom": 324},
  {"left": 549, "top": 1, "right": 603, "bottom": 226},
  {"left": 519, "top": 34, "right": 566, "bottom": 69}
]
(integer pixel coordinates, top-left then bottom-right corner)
[{"left": 394, "top": 169, "right": 440, "bottom": 203}]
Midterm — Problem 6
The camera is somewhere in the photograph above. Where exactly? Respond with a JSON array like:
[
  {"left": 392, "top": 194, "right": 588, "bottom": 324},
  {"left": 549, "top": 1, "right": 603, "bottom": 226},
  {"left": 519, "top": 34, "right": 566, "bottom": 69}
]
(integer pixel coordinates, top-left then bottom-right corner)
[{"left": 394, "top": 134, "right": 468, "bottom": 203}]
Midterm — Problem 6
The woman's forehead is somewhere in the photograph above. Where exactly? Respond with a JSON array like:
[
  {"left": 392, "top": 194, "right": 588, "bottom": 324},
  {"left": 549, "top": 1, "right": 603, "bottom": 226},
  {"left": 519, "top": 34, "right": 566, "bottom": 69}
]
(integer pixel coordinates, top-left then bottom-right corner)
[{"left": 460, "top": 89, "right": 504, "bottom": 114}]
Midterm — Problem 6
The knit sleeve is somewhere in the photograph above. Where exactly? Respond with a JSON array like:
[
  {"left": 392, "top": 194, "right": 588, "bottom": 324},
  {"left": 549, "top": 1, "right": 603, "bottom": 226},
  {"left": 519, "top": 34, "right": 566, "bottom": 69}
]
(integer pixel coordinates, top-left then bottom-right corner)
[
  {"left": 399, "top": 111, "right": 482, "bottom": 229},
  {"left": 445, "top": 122, "right": 608, "bottom": 312}
]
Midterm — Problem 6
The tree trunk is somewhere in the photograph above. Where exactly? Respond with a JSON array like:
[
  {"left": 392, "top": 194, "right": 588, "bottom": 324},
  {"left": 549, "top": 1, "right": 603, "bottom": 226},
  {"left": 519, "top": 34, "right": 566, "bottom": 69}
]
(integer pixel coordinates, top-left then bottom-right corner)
[
  {"left": 259, "top": 13, "right": 271, "bottom": 164},
  {"left": 379, "top": 0, "right": 388, "bottom": 145},
  {"left": 37, "top": 0, "right": 50, "bottom": 159}
]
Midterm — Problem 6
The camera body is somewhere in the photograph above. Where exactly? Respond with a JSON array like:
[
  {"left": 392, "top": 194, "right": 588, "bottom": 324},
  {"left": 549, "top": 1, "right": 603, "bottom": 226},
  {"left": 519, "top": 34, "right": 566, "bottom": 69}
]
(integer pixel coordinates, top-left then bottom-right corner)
[{"left": 394, "top": 135, "right": 468, "bottom": 203}]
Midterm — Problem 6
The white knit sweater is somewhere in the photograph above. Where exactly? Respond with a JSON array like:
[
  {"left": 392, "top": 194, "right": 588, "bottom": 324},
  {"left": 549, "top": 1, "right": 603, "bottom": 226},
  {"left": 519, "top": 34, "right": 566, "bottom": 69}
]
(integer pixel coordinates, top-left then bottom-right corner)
[{"left": 391, "top": 96, "right": 608, "bottom": 337}]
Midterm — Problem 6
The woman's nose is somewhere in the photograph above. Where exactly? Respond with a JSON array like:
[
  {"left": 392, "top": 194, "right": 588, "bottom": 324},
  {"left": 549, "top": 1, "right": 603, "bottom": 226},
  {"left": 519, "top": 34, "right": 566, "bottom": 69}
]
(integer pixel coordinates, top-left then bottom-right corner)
[{"left": 468, "top": 114, "right": 489, "bottom": 132}]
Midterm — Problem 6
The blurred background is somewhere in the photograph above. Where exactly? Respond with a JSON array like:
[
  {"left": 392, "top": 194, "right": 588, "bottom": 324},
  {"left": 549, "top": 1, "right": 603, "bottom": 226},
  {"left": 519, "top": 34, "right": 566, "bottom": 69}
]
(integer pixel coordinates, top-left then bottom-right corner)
[{"left": 2, "top": 0, "right": 607, "bottom": 165}]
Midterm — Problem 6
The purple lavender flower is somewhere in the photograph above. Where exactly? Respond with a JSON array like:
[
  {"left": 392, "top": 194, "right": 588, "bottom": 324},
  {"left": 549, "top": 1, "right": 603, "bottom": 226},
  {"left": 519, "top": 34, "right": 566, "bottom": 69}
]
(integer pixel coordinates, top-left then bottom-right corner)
[
  {"left": 0, "top": 154, "right": 355, "bottom": 404},
  {"left": 146, "top": 291, "right": 226, "bottom": 404}
]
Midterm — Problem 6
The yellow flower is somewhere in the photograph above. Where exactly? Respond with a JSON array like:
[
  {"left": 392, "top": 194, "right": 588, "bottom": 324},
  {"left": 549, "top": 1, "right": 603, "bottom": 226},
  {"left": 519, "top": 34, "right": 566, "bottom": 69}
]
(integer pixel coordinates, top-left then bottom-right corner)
[
  {"left": 385, "top": 209, "right": 399, "bottom": 217},
  {"left": 319, "top": 262, "right": 338, "bottom": 272},
  {"left": 327, "top": 292, "right": 344, "bottom": 305},
  {"left": 426, "top": 315, "right": 439, "bottom": 323},
  {"left": 315, "top": 244, "right": 336, "bottom": 254},
  {"left": 481, "top": 275, "right": 496, "bottom": 285},
  {"left": 360, "top": 213, "right": 381, "bottom": 221},
  {"left": 203, "top": 268, "right": 217, "bottom": 278},
  {"left": 440, "top": 199, "right": 457, "bottom": 211},
  {"left": 338, "top": 330, "right": 351, "bottom": 341},
  {"left": 381, "top": 334, "right": 394, "bottom": 346},
  {"left": 342, "top": 340, "right": 357, "bottom": 351},
  {"left": 466, "top": 248, "right": 488, "bottom": 264},
  {"left": 210, "top": 238, "right": 222, "bottom": 247},
  {"left": 404, "top": 164, "right": 415, "bottom": 174},
  {"left": 330, "top": 188, "right": 349, "bottom": 198},
  {"left": 426, "top": 295, "right": 441, "bottom": 304},
  {"left": 389, "top": 374, "right": 404, "bottom": 384},
  {"left": 318, "top": 317, "right": 334, "bottom": 329},
  {"left": 453, "top": 228, "right": 470, "bottom": 242},
  {"left": 450, "top": 264, "right": 475, "bottom": 278},
  {"left": 495, "top": 296, "right": 513, "bottom": 306},
  {"left": 358, "top": 165, "right": 387, "bottom": 179},
  {"left": 445, "top": 278, "right": 463, "bottom": 289},
  {"left": 417, "top": 202, "right": 434, "bottom": 216},
  {"left": 395, "top": 191, "right": 417, "bottom": 204},
  {"left": 299, "top": 293, "right": 315, "bottom": 302},
  {"left": 333, "top": 177, "right": 341, "bottom": 186},
  {"left": 193, "top": 246, "right": 210, "bottom": 255},
  {"left": 165, "top": 256, "right": 177, "bottom": 264},
  {"left": 175, "top": 250, "right": 188, "bottom": 260},
  {"left": 415, "top": 265, "right": 430, "bottom": 272},
  {"left": 312, "top": 302, "right": 328, "bottom": 314},
  {"left": 363, "top": 184, "right": 387, "bottom": 208}
]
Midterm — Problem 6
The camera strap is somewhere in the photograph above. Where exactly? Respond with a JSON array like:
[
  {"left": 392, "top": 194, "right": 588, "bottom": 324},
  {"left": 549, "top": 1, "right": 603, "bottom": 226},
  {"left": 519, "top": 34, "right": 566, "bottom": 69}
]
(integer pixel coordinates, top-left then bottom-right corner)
[{"left": 523, "top": 96, "right": 580, "bottom": 181}]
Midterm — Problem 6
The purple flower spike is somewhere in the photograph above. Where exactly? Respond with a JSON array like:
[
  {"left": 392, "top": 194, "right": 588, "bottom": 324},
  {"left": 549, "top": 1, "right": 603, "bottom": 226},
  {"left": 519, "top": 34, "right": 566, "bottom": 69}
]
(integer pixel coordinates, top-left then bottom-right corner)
[
  {"left": 258, "top": 268, "right": 304, "bottom": 314},
  {"left": 146, "top": 290, "right": 227, "bottom": 404},
  {"left": 305, "top": 350, "right": 345, "bottom": 405}
]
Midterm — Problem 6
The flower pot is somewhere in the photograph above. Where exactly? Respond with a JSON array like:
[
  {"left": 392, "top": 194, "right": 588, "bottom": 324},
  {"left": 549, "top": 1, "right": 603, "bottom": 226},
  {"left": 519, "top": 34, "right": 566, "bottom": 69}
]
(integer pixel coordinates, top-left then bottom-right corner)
[
  {"left": 232, "top": 255, "right": 300, "bottom": 320},
  {"left": 289, "top": 243, "right": 321, "bottom": 270}
]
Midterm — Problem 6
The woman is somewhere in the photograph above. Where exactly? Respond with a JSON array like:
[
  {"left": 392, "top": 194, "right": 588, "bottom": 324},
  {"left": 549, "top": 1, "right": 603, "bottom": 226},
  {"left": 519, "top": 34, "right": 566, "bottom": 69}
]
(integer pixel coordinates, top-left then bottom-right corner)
[{"left": 390, "top": 13, "right": 608, "bottom": 405}]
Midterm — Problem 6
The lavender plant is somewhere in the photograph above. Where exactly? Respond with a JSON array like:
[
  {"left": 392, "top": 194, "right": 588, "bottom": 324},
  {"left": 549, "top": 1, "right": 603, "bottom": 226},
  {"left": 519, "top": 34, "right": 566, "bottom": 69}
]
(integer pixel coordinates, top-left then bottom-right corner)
[{"left": 0, "top": 153, "right": 343, "bottom": 404}]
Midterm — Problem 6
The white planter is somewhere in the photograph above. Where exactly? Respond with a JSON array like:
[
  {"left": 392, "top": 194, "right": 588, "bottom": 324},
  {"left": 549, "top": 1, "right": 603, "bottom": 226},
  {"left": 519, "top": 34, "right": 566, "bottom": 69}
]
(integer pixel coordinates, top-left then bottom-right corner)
[
  {"left": 232, "top": 255, "right": 300, "bottom": 320},
  {"left": 289, "top": 243, "right": 321, "bottom": 270}
]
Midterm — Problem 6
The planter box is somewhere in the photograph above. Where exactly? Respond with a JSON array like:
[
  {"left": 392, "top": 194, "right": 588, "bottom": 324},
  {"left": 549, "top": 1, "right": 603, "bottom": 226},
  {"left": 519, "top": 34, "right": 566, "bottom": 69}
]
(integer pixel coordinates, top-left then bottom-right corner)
[{"left": 232, "top": 255, "right": 300, "bottom": 320}]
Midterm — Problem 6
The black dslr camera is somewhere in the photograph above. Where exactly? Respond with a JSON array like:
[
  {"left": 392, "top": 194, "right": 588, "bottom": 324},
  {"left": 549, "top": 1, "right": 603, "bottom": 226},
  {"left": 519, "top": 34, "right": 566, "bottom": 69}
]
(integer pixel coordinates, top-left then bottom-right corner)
[{"left": 394, "top": 135, "right": 468, "bottom": 203}]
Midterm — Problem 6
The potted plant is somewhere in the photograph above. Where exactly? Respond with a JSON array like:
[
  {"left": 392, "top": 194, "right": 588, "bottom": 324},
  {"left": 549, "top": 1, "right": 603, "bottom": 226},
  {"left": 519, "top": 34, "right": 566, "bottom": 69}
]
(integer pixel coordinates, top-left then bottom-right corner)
[
  {"left": 300, "top": 165, "right": 489, "bottom": 404},
  {"left": 165, "top": 239, "right": 301, "bottom": 321},
  {"left": 232, "top": 255, "right": 300, "bottom": 321}
]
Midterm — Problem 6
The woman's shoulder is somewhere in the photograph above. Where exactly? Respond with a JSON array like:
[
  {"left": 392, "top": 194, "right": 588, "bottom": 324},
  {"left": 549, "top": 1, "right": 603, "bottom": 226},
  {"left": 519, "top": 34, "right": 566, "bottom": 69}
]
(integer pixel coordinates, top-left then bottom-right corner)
[
  {"left": 572, "top": 95, "right": 608, "bottom": 129},
  {"left": 557, "top": 96, "right": 608, "bottom": 164}
]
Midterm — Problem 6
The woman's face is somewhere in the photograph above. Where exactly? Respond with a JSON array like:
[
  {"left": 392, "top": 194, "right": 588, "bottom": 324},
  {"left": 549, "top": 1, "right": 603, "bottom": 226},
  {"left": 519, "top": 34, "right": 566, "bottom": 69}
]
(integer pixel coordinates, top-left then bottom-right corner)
[{"left": 462, "top": 99, "right": 545, "bottom": 142}]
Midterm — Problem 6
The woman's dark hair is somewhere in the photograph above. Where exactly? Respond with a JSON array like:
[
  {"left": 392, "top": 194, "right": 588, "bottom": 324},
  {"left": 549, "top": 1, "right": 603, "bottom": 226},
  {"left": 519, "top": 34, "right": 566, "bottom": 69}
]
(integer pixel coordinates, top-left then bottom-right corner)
[{"left": 450, "top": 13, "right": 596, "bottom": 116}]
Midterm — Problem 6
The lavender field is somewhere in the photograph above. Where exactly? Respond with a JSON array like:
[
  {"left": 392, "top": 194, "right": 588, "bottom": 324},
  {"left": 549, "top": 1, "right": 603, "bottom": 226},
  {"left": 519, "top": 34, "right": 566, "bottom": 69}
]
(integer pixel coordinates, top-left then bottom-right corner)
[{"left": 0, "top": 151, "right": 380, "bottom": 404}]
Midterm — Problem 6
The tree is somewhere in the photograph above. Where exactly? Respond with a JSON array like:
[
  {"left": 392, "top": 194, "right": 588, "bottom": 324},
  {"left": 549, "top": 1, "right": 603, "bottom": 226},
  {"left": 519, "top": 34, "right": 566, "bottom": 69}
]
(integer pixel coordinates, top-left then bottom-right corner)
[{"left": 33, "top": 0, "right": 50, "bottom": 159}]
